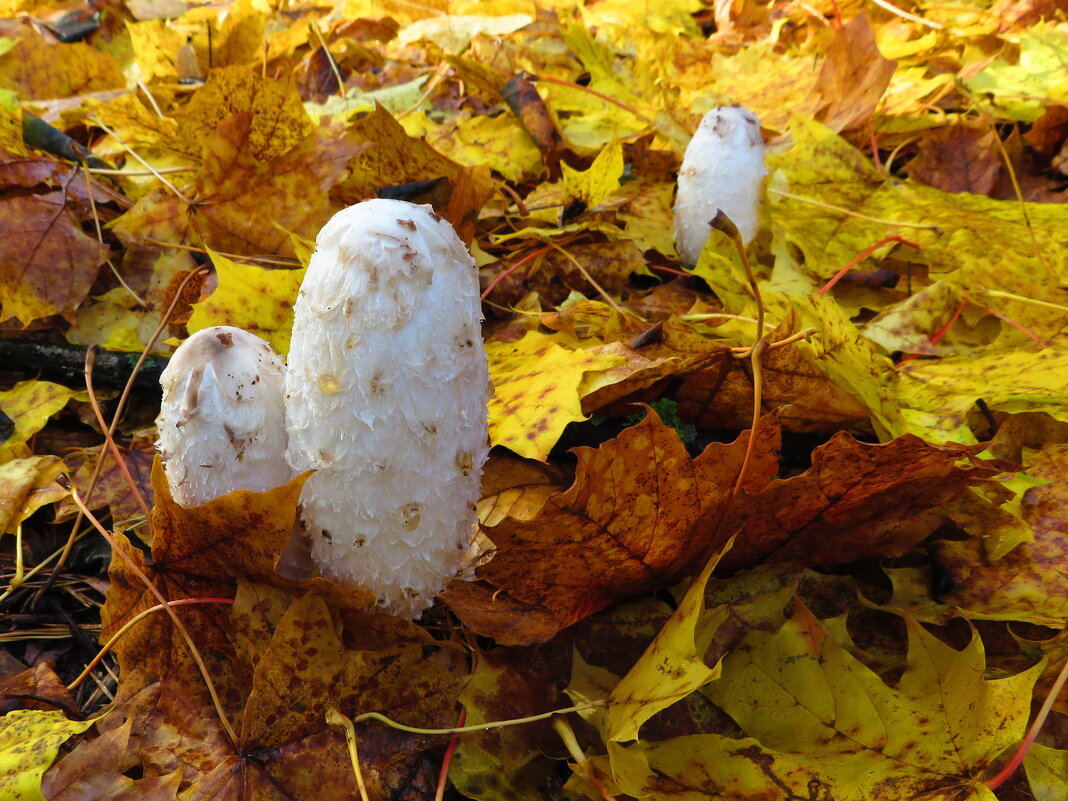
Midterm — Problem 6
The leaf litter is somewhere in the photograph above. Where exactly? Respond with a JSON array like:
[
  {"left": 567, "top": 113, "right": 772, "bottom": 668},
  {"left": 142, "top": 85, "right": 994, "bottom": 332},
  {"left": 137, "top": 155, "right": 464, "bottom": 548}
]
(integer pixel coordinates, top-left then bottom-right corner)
[{"left": 1, "top": 1, "right": 1067, "bottom": 800}]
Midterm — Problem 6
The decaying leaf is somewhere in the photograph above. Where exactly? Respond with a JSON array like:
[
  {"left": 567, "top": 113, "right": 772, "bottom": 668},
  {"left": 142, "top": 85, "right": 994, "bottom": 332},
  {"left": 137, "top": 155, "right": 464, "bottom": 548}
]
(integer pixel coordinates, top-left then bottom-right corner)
[
  {"left": 927, "top": 443, "right": 1068, "bottom": 627},
  {"left": 3, "top": 3, "right": 1065, "bottom": 799},
  {"left": 479, "top": 409, "right": 781, "bottom": 629},
  {"left": 0, "top": 710, "right": 96, "bottom": 801},
  {"left": 0, "top": 456, "right": 68, "bottom": 534},
  {"left": 0, "top": 381, "right": 86, "bottom": 462},
  {"left": 0, "top": 194, "right": 109, "bottom": 325}
]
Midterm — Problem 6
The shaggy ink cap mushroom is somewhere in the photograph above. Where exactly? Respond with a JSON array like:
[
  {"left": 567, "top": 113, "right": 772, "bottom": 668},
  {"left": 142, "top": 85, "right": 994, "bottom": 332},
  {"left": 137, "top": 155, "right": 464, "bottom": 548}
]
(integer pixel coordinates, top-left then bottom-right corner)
[
  {"left": 674, "top": 105, "right": 767, "bottom": 266},
  {"left": 156, "top": 326, "right": 291, "bottom": 508},
  {"left": 284, "top": 198, "right": 491, "bottom": 619}
]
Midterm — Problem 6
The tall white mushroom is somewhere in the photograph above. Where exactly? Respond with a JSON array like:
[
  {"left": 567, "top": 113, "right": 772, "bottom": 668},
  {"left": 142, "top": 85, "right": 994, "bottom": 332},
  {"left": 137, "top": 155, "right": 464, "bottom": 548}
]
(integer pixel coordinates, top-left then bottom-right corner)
[
  {"left": 674, "top": 105, "right": 767, "bottom": 265},
  {"left": 284, "top": 199, "right": 490, "bottom": 619},
  {"left": 156, "top": 326, "right": 291, "bottom": 507}
]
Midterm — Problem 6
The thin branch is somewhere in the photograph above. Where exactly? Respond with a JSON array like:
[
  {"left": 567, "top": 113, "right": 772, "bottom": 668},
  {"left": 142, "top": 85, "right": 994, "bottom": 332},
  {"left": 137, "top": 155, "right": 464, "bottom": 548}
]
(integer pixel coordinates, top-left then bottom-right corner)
[
  {"left": 64, "top": 484, "right": 238, "bottom": 745},
  {"left": 84, "top": 346, "right": 153, "bottom": 523},
  {"left": 67, "top": 597, "right": 233, "bottom": 691},
  {"left": 544, "top": 238, "right": 632, "bottom": 319},
  {"left": 870, "top": 0, "right": 943, "bottom": 29},
  {"left": 481, "top": 245, "right": 552, "bottom": 301},
  {"left": 87, "top": 115, "right": 194, "bottom": 204},
  {"left": 817, "top": 235, "right": 920, "bottom": 296},
  {"left": 353, "top": 700, "right": 606, "bottom": 735}
]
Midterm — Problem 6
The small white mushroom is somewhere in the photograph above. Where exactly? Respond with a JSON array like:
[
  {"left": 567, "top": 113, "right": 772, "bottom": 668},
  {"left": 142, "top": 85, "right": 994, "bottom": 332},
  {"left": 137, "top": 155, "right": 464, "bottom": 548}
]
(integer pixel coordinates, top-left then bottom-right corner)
[
  {"left": 674, "top": 105, "right": 767, "bottom": 265},
  {"left": 285, "top": 199, "right": 490, "bottom": 619},
  {"left": 156, "top": 326, "right": 291, "bottom": 507}
]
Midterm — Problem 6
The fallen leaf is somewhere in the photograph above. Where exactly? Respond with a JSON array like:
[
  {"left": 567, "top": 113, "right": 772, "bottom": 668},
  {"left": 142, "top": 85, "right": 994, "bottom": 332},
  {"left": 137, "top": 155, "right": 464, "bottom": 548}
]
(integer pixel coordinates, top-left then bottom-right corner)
[
  {"left": 603, "top": 602, "right": 1038, "bottom": 800},
  {"left": 0, "top": 194, "right": 109, "bottom": 324},
  {"left": 1025, "top": 743, "right": 1068, "bottom": 801},
  {"left": 928, "top": 443, "right": 1068, "bottom": 627},
  {"left": 0, "top": 456, "right": 68, "bottom": 534},
  {"left": 964, "top": 23, "right": 1068, "bottom": 121},
  {"left": 334, "top": 104, "right": 459, "bottom": 202},
  {"left": 907, "top": 124, "right": 1002, "bottom": 196},
  {"left": 777, "top": 118, "right": 1068, "bottom": 338},
  {"left": 41, "top": 718, "right": 182, "bottom": 801},
  {"left": 817, "top": 14, "right": 897, "bottom": 133},
  {"left": 126, "top": 20, "right": 186, "bottom": 83},
  {"left": 862, "top": 281, "right": 966, "bottom": 356},
  {"left": 173, "top": 65, "right": 313, "bottom": 163},
  {"left": 479, "top": 409, "right": 781, "bottom": 629},
  {"left": 441, "top": 580, "right": 564, "bottom": 646},
  {"left": 487, "top": 330, "right": 629, "bottom": 461},
  {"left": 213, "top": 0, "right": 266, "bottom": 69},
  {"left": 719, "top": 433, "right": 1003, "bottom": 573},
  {"left": 0, "top": 107, "right": 25, "bottom": 156},
  {"left": 502, "top": 71, "right": 565, "bottom": 180},
  {"left": 0, "top": 710, "right": 95, "bottom": 801},
  {"left": 697, "top": 42, "right": 823, "bottom": 134},
  {"left": 477, "top": 453, "right": 567, "bottom": 527},
  {"left": 0, "top": 661, "right": 78, "bottom": 714},
  {"left": 603, "top": 540, "right": 735, "bottom": 742},
  {"left": 0, "top": 31, "right": 124, "bottom": 99},
  {"left": 54, "top": 439, "right": 155, "bottom": 528},
  {"left": 186, "top": 249, "right": 305, "bottom": 356},
  {"left": 397, "top": 13, "right": 533, "bottom": 53},
  {"left": 112, "top": 116, "right": 367, "bottom": 258},
  {"left": 898, "top": 344, "right": 1068, "bottom": 442},
  {"left": 561, "top": 140, "right": 624, "bottom": 212},
  {"left": 658, "top": 312, "right": 879, "bottom": 434},
  {"left": 0, "top": 381, "right": 85, "bottom": 462},
  {"left": 402, "top": 111, "right": 543, "bottom": 183}
]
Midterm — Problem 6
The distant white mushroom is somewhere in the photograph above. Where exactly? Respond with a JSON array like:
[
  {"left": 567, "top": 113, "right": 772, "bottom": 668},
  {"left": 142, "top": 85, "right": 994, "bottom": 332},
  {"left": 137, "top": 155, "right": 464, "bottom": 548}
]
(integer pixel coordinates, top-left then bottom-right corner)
[
  {"left": 284, "top": 199, "right": 490, "bottom": 619},
  {"left": 674, "top": 105, "right": 767, "bottom": 265},
  {"left": 156, "top": 326, "right": 291, "bottom": 507}
]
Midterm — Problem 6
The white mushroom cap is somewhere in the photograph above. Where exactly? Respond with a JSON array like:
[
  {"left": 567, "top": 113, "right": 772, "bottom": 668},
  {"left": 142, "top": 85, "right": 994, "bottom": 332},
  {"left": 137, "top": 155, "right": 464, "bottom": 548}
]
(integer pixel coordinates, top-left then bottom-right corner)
[
  {"left": 285, "top": 199, "right": 490, "bottom": 619},
  {"left": 674, "top": 105, "right": 767, "bottom": 265},
  {"left": 156, "top": 326, "right": 292, "bottom": 507}
]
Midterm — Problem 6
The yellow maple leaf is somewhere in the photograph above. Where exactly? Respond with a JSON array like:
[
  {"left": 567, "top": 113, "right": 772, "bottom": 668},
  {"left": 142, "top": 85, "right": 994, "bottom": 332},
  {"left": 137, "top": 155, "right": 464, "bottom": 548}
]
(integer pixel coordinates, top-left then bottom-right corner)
[
  {"left": 126, "top": 19, "right": 185, "bottom": 82},
  {"left": 187, "top": 249, "right": 305, "bottom": 356},
  {"left": 0, "top": 456, "right": 68, "bottom": 534},
  {"left": 561, "top": 140, "right": 624, "bottom": 210},
  {"left": 0, "top": 710, "right": 97, "bottom": 801},
  {"left": 0, "top": 381, "right": 87, "bottom": 463},
  {"left": 487, "top": 330, "right": 627, "bottom": 461}
]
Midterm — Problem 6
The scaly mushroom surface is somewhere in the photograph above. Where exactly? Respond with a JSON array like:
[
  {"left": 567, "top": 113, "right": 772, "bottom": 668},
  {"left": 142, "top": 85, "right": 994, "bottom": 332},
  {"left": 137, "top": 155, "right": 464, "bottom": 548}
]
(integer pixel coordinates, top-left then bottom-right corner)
[
  {"left": 674, "top": 105, "right": 767, "bottom": 265},
  {"left": 284, "top": 199, "right": 491, "bottom": 618},
  {"left": 157, "top": 325, "right": 291, "bottom": 507}
]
